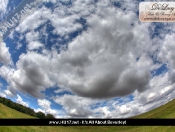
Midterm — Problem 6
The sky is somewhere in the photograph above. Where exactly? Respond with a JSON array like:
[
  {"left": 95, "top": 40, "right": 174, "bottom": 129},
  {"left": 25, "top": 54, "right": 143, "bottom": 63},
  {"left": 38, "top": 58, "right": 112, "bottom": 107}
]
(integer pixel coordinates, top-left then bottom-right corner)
[{"left": 0, "top": 0, "right": 175, "bottom": 118}]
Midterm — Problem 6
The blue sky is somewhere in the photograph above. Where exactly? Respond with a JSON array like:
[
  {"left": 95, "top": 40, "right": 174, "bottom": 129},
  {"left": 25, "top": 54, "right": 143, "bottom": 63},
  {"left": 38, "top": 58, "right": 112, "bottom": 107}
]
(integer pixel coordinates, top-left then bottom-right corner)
[{"left": 0, "top": 0, "right": 175, "bottom": 118}]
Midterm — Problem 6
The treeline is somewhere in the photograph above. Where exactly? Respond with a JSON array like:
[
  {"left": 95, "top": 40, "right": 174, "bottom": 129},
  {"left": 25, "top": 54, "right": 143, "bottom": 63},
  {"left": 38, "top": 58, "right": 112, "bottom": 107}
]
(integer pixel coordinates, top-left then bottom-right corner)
[{"left": 0, "top": 97, "right": 55, "bottom": 119}]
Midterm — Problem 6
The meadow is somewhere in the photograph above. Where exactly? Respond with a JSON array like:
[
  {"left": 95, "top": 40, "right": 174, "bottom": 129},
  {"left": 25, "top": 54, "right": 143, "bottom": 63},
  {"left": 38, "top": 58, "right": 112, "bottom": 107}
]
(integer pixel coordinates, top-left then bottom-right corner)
[{"left": 0, "top": 99, "right": 175, "bottom": 132}]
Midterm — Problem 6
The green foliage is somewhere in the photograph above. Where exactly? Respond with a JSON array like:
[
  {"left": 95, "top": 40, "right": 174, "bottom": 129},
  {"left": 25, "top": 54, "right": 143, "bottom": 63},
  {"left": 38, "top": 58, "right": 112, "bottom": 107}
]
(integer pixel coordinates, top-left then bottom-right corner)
[
  {"left": 36, "top": 111, "right": 46, "bottom": 119},
  {"left": 45, "top": 113, "right": 55, "bottom": 119}
]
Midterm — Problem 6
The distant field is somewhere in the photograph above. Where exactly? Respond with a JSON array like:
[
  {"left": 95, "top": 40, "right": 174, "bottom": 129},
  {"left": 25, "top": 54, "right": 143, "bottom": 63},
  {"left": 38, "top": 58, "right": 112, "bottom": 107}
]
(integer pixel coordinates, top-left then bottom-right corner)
[{"left": 0, "top": 99, "right": 175, "bottom": 132}]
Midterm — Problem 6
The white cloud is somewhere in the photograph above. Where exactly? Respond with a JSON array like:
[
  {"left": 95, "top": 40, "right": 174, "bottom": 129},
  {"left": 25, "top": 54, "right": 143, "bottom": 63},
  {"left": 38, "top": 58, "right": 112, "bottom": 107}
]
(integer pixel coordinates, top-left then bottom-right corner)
[
  {"left": 37, "top": 99, "right": 63, "bottom": 117},
  {"left": 51, "top": 6, "right": 153, "bottom": 98},
  {"left": 54, "top": 94, "right": 97, "bottom": 117},
  {"left": 1, "top": 0, "right": 175, "bottom": 118},
  {"left": 0, "top": 50, "right": 56, "bottom": 98},
  {"left": 60, "top": 0, "right": 71, "bottom": 4},
  {"left": 38, "top": 99, "right": 51, "bottom": 109},
  {"left": 16, "top": 7, "right": 49, "bottom": 33},
  {"left": 0, "top": 66, "right": 17, "bottom": 96},
  {"left": 0, "top": 0, "right": 9, "bottom": 19},
  {"left": 34, "top": 108, "right": 45, "bottom": 114},
  {"left": 0, "top": 83, "right": 6, "bottom": 98},
  {"left": 25, "top": 31, "right": 39, "bottom": 41},
  {"left": 53, "top": 76, "right": 175, "bottom": 118},
  {"left": 43, "top": 0, "right": 57, "bottom": 3},
  {"left": 28, "top": 41, "right": 43, "bottom": 50},
  {"left": 13, "top": 0, "right": 100, "bottom": 38},
  {"left": 16, "top": 94, "right": 29, "bottom": 107},
  {"left": 54, "top": 88, "right": 70, "bottom": 94},
  {"left": 0, "top": 92, "right": 6, "bottom": 98},
  {"left": 25, "top": 31, "right": 44, "bottom": 50},
  {"left": 157, "top": 33, "right": 175, "bottom": 84},
  {"left": 50, "top": 13, "right": 82, "bottom": 36},
  {"left": 120, "top": 105, "right": 131, "bottom": 115},
  {"left": 8, "top": 52, "right": 54, "bottom": 98},
  {"left": 4, "top": 89, "right": 14, "bottom": 97},
  {"left": 16, "top": 42, "right": 22, "bottom": 50},
  {"left": 0, "top": 42, "right": 12, "bottom": 65}
]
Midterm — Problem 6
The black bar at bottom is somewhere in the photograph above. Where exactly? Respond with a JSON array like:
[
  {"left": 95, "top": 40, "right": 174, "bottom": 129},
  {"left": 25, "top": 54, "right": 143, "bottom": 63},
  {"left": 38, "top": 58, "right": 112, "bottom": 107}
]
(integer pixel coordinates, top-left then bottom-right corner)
[{"left": 0, "top": 119, "right": 175, "bottom": 126}]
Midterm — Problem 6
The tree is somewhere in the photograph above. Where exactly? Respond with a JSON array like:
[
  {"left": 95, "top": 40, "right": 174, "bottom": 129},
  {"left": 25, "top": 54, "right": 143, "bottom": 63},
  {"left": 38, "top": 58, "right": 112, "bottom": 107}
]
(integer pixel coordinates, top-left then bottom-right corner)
[
  {"left": 36, "top": 111, "right": 46, "bottom": 119},
  {"left": 45, "top": 114, "right": 55, "bottom": 119}
]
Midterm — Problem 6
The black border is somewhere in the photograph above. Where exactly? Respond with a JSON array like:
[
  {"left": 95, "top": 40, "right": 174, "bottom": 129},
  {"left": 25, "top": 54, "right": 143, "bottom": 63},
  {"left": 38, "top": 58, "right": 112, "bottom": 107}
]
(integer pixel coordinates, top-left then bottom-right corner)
[{"left": 0, "top": 119, "right": 175, "bottom": 126}]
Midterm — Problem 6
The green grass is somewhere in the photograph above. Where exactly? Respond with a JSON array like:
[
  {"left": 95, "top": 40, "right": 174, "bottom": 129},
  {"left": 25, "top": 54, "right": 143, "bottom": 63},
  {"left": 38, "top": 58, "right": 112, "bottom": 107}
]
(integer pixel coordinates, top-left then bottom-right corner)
[
  {"left": 132, "top": 99, "right": 175, "bottom": 118},
  {"left": 0, "top": 103, "right": 36, "bottom": 118},
  {"left": 1, "top": 99, "right": 175, "bottom": 132}
]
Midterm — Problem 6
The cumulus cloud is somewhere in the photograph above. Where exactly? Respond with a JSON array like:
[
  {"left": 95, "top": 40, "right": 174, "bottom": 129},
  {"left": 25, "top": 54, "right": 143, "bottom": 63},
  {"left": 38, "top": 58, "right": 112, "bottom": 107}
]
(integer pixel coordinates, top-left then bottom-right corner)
[
  {"left": 4, "top": 1, "right": 154, "bottom": 99},
  {"left": 0, "top": 82, "right": 6, "bottom": 98},
  {"left": 0, "top": 42, "right": 12, "bottom": 65},
  {"left": 11, "top": 52, "right": 54, "bottom": 98},
  {"left": 34, "top": 108, "right": 45, "bottom": 114},
  {"left": 4, "top": 89, "right": 14, "bottom": 97},
  {"left": 0, "top": 66, "right": 17, "bottom": 96},
  {"left": 26, "top": 31, "right": 43, "bottom": 50},
  {"left": 28, "top": 41, "right": 43, "bottom": 50},
  {"left": 16, "top": 7, "right": 49, "bottom": 33},
  {"left": 37, "top": 99, "right": 63, "bottom": 117},
  {"left": 0, "top": 52, "right": 54, "bottom": 98},
  {"left": 38, "top": 99, "right": 51, "bottom": 109},
  {"left": 16, "top": 4, "right": 83, "bottom": 37},
  {"left": 16, "top": 94, "right": 29, "bottom": 107},
  {"left": 60, "top": 0, "right": 71, "bottom": 4},
  {"left": 53, "top": 70, "right": 175, "bottom": 118},
  {"left": 43, "top": 0, "right": 58, "bottom": 3},
  {"left": 0, "top": 0, "right": 9, "bottom": 19},
  {"left": 1, "top": 0, "right": 175, "bottom": 118},
  {"left": 52, "top": 6, "right": 152, "bottom": 98},
  {"left": 157, "top": 33, "right": 175, "bottom": 84},
  {"left": 0, "top": 92, "right": 6, "bottom": 98},
  {"left": 54, "top": 95, "right": 95, "bottom": 117}
]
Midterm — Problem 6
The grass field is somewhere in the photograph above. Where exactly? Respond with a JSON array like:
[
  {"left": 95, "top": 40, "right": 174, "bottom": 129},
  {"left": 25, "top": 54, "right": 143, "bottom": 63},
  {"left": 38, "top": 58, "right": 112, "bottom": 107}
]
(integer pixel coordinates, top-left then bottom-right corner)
[
  {"left": 0, "top": 99, "right": 175, "bottom": 132},
  {"left": 0, "top": 103, "right": 36, "bottom": 118}
]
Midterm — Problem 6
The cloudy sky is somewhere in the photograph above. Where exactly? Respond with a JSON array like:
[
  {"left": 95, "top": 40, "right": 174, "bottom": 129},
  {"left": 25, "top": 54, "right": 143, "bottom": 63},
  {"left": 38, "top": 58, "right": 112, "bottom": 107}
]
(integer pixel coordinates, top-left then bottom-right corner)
[{"left": 0, "top": 0, "right": 175, "bottom": 118}]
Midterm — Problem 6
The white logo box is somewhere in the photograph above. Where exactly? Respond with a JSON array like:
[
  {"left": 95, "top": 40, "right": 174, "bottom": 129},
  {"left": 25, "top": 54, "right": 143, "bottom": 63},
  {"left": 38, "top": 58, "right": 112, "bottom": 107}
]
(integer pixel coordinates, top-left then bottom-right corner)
[{"left": 139, "top": 2, "right": 175, "bottom": 22}]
